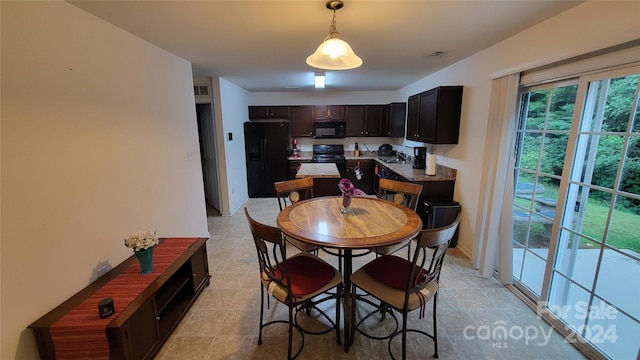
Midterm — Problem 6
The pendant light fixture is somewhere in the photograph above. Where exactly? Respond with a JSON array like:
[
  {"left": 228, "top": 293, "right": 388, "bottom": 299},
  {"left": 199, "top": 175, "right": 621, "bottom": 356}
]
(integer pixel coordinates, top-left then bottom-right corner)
[{"left": 306, "top": 1, "right": 362, "bottom": 71}]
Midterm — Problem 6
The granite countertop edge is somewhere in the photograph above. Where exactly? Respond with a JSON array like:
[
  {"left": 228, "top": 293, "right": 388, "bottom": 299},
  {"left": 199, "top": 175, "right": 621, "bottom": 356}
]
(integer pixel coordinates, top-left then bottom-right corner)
[{"left": 289, "top": 152, "right": 456, "bottom": 182}]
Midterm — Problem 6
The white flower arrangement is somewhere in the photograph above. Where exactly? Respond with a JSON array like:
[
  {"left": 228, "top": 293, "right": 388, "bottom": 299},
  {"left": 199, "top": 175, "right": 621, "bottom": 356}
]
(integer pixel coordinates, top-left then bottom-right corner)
[{"left": 124, "top": 230, "right": 159, "bottom": 252}]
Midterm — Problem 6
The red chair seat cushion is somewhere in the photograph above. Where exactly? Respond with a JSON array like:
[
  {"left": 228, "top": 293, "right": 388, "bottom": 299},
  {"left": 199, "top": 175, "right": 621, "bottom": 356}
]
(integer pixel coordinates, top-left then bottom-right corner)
[
  {"left": 278, "top": 255, "right": 335, "bottom": 297},
  {"left": 363, "top": 255, "right": 427, "bottom": 290}
]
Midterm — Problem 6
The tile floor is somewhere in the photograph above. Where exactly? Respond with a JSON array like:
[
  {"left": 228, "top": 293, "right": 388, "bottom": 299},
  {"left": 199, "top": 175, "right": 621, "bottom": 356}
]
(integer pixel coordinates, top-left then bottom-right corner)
[{"left": 155, "top": 198, "right": 588, "bottom": 360}]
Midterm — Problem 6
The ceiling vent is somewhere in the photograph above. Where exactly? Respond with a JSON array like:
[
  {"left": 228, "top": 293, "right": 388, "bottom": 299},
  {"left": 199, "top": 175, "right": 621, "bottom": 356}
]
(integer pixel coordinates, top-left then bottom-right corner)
[
  {"left": 428, "top": 51, "right": 447, "bottom": 58},
  {"left": 194, "top": 85, "right": 209, "bottom": 96}
]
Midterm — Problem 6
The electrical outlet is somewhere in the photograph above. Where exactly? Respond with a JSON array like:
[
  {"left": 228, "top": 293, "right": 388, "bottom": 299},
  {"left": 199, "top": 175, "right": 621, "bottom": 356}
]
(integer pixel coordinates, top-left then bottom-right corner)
[{"left": 97, "top": 266, "right": 108, "bottom": 278}]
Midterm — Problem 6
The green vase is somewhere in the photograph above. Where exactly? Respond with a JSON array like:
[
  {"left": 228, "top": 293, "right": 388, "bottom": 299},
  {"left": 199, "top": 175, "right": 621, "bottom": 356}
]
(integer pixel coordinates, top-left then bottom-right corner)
[{"left": 134, "top": 247, "right": 155, "bottom": 274}]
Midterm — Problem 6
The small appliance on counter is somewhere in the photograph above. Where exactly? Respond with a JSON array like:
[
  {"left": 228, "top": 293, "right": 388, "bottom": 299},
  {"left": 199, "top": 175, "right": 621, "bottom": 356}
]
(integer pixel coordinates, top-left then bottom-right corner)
[
  {"left": 413, "top": 147, "right": 427, "bottom": 169},
  {"left": 378, "top": 143, "right": 394, "bottom": 157},
  {"left": 291, "top": 138, "right": 300, "bottom": 158}
]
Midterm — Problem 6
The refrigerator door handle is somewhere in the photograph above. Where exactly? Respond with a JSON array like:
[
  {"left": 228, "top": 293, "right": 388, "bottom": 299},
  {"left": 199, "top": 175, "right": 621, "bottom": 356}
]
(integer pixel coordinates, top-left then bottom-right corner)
[{"left": 262, "top": 138, "right": 267, "bottom": 170}]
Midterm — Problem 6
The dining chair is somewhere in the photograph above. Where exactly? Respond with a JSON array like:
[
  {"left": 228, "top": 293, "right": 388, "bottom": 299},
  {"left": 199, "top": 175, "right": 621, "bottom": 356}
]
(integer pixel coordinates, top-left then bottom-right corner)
[
  {"left": 274, "top": 177, "right": 319, "bottom": 254},
  {"left": 375, "top": 178, "right": 423, "bottom": 257},
  {"left": 350, "top": 214, "right": 461, "bottom": 360},
  {"left": 244, "top": 208, "right": 343, "bottom": 360}
]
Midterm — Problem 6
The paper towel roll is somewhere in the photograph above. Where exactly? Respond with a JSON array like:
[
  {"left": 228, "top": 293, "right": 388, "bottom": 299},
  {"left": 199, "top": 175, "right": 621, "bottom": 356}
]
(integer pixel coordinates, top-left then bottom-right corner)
[{"left": 426, "top": 153, "right": 436, "bottom": 175}]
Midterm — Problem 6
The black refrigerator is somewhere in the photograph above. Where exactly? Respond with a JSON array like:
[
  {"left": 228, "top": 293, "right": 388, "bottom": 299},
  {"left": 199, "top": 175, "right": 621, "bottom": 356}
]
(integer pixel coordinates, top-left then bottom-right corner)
[{"left": 244, "top": 121, "right": 290, "bottom": 197}]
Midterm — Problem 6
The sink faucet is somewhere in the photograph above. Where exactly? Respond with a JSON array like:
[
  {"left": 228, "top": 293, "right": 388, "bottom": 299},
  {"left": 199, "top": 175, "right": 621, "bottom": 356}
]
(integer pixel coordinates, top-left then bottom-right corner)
[{"left": 362, "top": 143, "right": 372, "bottom": 155}]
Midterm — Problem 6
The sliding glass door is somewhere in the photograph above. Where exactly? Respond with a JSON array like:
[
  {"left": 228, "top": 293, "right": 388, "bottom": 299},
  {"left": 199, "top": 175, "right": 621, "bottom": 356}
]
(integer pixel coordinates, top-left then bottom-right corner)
[
  {"left": 512, "top": 66, "right": 640, "bottom": 359},
  {"left": 512, "top": 80, "right": 577, "bottom": 297}
]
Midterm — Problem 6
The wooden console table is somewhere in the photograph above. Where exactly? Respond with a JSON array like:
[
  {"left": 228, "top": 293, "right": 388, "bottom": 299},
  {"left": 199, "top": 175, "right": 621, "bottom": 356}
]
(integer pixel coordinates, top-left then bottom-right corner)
[{"left": 28, "top": 237, "right": 210, "bottom": 360}]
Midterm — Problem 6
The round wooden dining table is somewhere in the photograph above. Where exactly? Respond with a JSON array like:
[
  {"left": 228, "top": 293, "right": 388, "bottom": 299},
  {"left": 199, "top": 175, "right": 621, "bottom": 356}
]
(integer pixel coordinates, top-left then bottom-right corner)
[{"left": 276, "top": 195, "right": 423, "bottom": 352}]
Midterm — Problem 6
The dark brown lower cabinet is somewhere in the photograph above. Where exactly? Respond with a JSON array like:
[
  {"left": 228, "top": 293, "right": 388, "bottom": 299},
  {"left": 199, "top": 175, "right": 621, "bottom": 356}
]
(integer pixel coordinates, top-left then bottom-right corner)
[
  {"left": 346, "top": 160, "right": 372, "bottom": 194},
  {"left": 29, "top": 238, "right": 210, "bottom": 360},
  {"left": 107, "top": 299, "right": 158, "bottom": 360}
]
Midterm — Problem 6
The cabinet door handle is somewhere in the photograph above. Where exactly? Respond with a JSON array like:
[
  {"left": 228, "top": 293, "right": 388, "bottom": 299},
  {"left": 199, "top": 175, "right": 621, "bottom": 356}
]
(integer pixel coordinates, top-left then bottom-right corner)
[
  {"left": 193, "top": 273, "right": 197, "bottom": 278},
  {"left": 156, "top": 316, "right": 161, "bottom": 321}
]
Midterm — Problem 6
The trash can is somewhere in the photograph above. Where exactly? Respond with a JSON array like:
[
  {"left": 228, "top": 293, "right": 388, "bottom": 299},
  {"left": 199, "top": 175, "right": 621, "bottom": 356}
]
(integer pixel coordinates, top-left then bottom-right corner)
[{"left": 423, "top": 198, "right": 460, "bottom": 248}]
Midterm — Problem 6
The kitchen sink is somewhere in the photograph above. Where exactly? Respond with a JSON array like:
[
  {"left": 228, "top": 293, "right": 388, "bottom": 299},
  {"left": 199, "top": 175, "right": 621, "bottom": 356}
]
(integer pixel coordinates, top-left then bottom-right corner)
[{"left": 382, "top": 158, "right": 408, "bottom": 164}]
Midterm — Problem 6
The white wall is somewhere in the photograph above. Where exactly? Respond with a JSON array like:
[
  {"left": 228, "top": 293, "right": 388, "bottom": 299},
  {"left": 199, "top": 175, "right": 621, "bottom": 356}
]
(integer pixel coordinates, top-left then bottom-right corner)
[
  {"left": 1, "top": 2, "right": 209, "bottom": 359},
  {"left": 249, "top": 90, "right": 400, "bottom": 106},
  {"left": 243, "top": 1, "right": 640, "bottom": 258},
  {"left": 217, "top": 78, "right": 251, "bottom": 215}
]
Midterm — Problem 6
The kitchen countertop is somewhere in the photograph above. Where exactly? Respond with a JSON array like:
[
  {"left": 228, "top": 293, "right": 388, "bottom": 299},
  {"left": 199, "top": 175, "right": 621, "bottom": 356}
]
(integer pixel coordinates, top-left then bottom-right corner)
[
  {"left": 289, "top": 151, "right": 456, "bottom": 182},
  {"left": 295, "top": 163, "right": 340, "bottom": 178}
]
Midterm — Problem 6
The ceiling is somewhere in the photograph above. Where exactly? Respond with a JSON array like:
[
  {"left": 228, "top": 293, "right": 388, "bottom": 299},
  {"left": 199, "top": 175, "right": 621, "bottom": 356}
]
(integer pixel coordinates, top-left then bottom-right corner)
[{"left": 69, "top": 0, "right": 582, "bottom": 92}]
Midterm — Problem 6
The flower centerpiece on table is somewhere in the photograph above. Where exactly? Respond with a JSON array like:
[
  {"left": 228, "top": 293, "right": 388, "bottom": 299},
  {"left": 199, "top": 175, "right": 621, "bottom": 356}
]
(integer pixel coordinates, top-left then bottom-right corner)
[
  {"left": 124, "top": 230, "right": 159, "bottom": 252},
  {"left": 338, "top": 178, "right": 365, "bottom": 213}
]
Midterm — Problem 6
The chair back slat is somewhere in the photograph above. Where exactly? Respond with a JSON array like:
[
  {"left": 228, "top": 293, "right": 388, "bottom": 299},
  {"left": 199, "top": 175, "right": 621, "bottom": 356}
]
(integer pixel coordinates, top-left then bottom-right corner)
[
  {"left": 274, "top": 177, "right": 314, "bottom": 210},
  {"left": 377, "top": 178, "right": 423, "bottom": 211},
  {"left": 407, "top": 213, "right": 461, "bottom": 292},
  {"left": 244, "top": 208, "right": 290, "bottom": 290}
]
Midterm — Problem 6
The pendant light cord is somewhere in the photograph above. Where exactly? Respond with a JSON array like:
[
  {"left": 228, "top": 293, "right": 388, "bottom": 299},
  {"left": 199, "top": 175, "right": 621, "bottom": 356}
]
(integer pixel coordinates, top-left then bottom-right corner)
[{"left": 327, "top": 10, "right": 338, "bottom": 39}]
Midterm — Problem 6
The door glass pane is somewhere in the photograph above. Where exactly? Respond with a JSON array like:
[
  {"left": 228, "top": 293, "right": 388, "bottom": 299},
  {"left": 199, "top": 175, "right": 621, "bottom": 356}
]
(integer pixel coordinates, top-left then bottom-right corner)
[
  {"left": 548, "top": 274, "right": 591, "bottom": 331},
  {"left": 548, "top": 72, "right": 640, "bottom": 360},
  {"left": 587, "top": 299, "right": 640, "bottom": 360},
  {"left": 554, "top": 230, "right": 597, "bottom": 290},
  {"left": 589, "top": 75, "right": 638, "bottom": 132},
  {"left": 548, "top": 86, "right": 576, "bottom": 130},
  {"left": 524, "top": 89, "right": 549, "bottom": 130},
  {"left": 519, "top": 134, "right": 543, "bottom": 171},
  {"left": 540, "top": 133, "right": 569, "bottom": 176},
  {"left": 564, "top": 185, "right": 610, "bottom": 243},
  {"left": 607, "top": 195, "right": 639, "bottom": 251},
  {"left": 594, "top": 250, "right": 640, "bottom": 319},
  {"left": 580, "top": 134, "right": 624, "bottom": 189},
  {"left": 619, "top": 136, "right": 640, "bottom": 196},
  {"left": 519, "top": 250, "right": 546, "bottom": 294},
  {"left": 513, "top": 84, "right": 577, "bottom": 296}
]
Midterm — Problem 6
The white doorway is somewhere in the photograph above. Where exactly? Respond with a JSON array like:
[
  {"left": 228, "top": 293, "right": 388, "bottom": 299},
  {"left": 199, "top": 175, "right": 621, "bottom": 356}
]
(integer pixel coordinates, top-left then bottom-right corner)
[{"left": 196, "top": 102, "right": 221, "bottom": 214}]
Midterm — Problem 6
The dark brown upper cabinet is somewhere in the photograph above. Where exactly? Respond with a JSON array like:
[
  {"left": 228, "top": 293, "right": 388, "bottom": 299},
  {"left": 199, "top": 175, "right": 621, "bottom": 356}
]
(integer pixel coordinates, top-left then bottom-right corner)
[
  {"left": 406, "top": 95, "right": 420, "bottom": 141},
  {"left": 345, "top": 105, "right": 365, "bottom": 136},
  {"left": 405, "top": 86, "right": 463, "bottom": 144},
  {"left": 313, "top": 105, "right": 345, "bottom": 121},
  {"left": 345, "top": 105, "right": 384, "bottom": 137},
  {"left": 248, "top": 106, "right": 290, "bottom": 119},
  {"left": 290, "top": 105, "right": 314, "bottom": 137},
  {"left": 384, "top": 102, "right": 407, "bottom": 138},
  {"left": 364, "top": 105, "right": 384, "bottom": 137}
]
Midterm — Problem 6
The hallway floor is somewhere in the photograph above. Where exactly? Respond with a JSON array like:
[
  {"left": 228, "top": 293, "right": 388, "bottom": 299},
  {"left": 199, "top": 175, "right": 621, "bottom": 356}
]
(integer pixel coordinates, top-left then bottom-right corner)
[{"left": 155, "top": 198, "right": 587, "bottom": 359}]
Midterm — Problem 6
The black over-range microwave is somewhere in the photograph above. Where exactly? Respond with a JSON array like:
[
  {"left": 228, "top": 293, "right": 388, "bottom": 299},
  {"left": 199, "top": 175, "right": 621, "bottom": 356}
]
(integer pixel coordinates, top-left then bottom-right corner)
[{"left": 313, "top": 121, "right": 346, "bottom": 139}]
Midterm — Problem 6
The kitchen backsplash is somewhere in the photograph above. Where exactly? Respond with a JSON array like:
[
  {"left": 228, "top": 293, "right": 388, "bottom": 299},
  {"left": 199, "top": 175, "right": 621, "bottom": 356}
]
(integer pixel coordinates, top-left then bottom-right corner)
[{"left": 295, "top": 137, "right": 423, "bottom": 158}]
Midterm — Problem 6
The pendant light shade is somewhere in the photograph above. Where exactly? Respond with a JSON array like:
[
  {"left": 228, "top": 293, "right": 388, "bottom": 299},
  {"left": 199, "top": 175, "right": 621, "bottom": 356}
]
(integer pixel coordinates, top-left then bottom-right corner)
[{"left": 306, "top": 1, "right": 362, "bottom": 71}]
